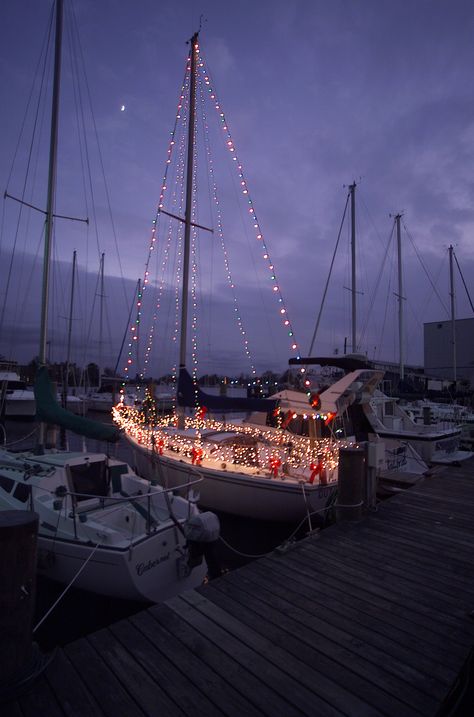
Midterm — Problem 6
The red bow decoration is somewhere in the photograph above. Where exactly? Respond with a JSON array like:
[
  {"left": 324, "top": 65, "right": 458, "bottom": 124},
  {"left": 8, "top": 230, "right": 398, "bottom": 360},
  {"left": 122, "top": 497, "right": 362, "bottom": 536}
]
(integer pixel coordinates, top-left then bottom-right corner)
[
  {"left": 309, "top": 461, "right": 323, "bottom": 484},
  {"left": 269, "top": 456, "right": 282, "bottom": 477},
  {"left": 157, "top": 438, "right": 164, "bottom": 455},
  {"left": 324, "top": 411, "right": 336, "bottom": 426},
  {"left": 197, "top": 406, "right": 208, "bottom": 421},
  {"left": 191, "top": 446, "right": 203, "bottom": 465}
]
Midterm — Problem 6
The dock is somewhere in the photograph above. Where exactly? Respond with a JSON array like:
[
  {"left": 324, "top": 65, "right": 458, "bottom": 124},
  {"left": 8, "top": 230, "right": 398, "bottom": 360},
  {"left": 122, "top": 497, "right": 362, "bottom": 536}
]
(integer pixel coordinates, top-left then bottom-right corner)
[{"left": 4, "top": 458, "right": 474, "bottom": 716}]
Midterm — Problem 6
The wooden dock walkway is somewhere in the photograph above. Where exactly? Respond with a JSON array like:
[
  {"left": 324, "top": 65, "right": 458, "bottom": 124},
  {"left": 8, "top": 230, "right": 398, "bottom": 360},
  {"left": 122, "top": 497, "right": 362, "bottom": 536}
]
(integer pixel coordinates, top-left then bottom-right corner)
[{"left": 4, "top": 459, "right": 474, "bottom": 716}]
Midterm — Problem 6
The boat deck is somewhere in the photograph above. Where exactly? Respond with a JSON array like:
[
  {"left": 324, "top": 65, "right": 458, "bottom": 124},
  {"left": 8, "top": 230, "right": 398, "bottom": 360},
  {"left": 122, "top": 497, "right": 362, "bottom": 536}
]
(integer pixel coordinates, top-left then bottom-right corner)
[{"left": 4, "top": 459, "right": 474, "bottom": 716}]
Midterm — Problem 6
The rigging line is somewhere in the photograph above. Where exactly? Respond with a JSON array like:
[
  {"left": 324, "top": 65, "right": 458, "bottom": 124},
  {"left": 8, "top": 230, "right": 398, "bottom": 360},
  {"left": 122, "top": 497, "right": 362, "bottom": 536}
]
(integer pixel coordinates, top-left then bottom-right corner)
[
  {"left": 199, "top": 78, "right": 257, "bottom": 376},
  {"left": 453, "top": 251, "right": 474, "bottom": 313},
  {"left": 65, "top": 6, "right": 101, "bottom": 261},
  {"left": 80, "top": 262, "right": 102, "bottom": 377},
  {"left": 402, "top": 217, "right": 449, "bottom": 315},
  {"left": 70, "top": 3, "right": 129, "bottom": 308},
  {"left": 376, "top": 240, "right": 395, "bottom": 361},
  {"left": 3, "top": 3, "right": 54, "bottom": 193},
  {"left": 0, "top": 10, "right": 54, "bottom": 339},
  {"left": 200, "top": 55, "right": 285, "bottom": 368},
  {"left": 199, "top": 78, "right": 216, "bottom": 358},
  {"left": 307, "top": 191, "right": 350, "bottom": 356},
  {"left": 359, "top": 220, "right": 395, "bottom": 349}
]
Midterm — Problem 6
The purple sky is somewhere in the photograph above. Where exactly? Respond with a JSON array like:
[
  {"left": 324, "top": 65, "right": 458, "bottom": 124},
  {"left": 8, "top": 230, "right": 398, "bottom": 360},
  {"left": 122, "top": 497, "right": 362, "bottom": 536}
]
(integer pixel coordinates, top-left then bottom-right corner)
[{"left": 1, "top": 0, "right": 473, "bottom": 377}]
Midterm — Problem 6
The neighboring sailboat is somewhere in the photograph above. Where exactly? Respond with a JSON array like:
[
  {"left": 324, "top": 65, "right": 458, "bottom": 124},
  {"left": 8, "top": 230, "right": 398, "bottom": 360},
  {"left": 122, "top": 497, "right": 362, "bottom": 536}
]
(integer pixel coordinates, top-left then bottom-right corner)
[
  {"left": 0, "top": 364, "right": 36, "bottom": 418},
  {"left": 0, "top": 0, "right": 218, "bottom": 602},
  {"left": 114, "top": 31, "right": 340, "bottom": 523}
]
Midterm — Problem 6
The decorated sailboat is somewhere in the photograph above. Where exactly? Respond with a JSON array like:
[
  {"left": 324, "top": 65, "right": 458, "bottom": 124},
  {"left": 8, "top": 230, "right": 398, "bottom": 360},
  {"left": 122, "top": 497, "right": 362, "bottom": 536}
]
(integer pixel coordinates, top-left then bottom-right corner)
[
  {"left": 0, "top": 0, "right": 218, "bottom": 602},
  {"left": 114, "top": 31, "right": 341, "bottom": 523}
]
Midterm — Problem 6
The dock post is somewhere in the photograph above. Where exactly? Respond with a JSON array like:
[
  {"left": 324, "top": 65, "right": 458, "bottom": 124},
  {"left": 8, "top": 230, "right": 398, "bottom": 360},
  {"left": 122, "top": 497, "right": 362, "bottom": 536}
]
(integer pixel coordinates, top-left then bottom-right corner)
[
  {"left": 336, "top": 444, "right": 366, "bottom": 522},
  {"left": 0, "top": 510, "right": 44, "bottom": 699}
]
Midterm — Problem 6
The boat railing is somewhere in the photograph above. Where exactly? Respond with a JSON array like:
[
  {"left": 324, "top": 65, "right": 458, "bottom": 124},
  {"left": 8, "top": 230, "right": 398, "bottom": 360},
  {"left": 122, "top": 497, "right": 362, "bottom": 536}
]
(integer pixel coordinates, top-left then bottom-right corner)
[{"left": 67, "top": 470, "right": 203, "bottom": 537}]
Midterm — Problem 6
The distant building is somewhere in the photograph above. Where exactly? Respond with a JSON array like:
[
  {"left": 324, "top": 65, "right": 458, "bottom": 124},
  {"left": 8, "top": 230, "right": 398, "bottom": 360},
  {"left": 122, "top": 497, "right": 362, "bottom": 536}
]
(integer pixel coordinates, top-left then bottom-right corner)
[{"left": 424, "top": 317, "right": 474, "bottom": 385}]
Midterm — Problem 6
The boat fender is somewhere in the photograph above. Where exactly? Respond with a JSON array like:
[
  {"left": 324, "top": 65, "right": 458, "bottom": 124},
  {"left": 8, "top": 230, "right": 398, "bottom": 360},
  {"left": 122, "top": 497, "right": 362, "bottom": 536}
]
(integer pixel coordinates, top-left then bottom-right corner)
[{"left": 183, "top": 511, "right": 220, "bottom": 543}]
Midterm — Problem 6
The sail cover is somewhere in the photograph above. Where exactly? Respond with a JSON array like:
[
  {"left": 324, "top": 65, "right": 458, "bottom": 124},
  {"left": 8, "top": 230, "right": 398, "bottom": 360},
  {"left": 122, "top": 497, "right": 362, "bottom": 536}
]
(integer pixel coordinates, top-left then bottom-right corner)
[
  {"left": 34, "top": 366, "right": 122, "bottom": 443},
  {"left": 177, "top": 367, "right": 279, "bottom": 413}
]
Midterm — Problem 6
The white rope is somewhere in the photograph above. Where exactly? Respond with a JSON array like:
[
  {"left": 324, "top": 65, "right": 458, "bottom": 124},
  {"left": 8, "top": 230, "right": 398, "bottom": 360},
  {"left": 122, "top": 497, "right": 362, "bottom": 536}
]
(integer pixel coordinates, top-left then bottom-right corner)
[{"left": 33, "top": 541, "right": 101, "bottom": 633}]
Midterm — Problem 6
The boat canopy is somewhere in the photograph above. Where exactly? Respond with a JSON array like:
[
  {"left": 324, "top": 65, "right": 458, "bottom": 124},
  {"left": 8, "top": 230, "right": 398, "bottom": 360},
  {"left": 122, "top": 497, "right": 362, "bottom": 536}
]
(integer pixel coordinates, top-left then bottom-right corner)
[
  {"left": 34, "top": 366, "right": 122, "bottom": 442},
  {"left": 177, "top": 367, "right": 279, "bottom": 413}
]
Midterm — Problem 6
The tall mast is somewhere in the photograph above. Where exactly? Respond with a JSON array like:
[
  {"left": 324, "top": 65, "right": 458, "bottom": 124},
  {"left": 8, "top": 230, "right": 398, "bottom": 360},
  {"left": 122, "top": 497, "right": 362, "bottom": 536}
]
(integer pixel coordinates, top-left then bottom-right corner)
[
  {"left": 98, "top": 252, "right": 105, "bottom": 390},
  {"left": 177, "top": 31, "right": 199, "bottom": 428},
  {"left": 449, "top": 244, "right": 457, "bottom": 383},
  {"left": 38, "top": 0, "right": 63, "bottom": 450},
  {"left": 39, "top": 0, "right": 63, "bottom": 367},
  {"left": 349, "top": 182, "right": 357, "bottom": 353},
  {"left": 65, "top": 249, "right": 77, "bottom": 379},
  {"left": 395, "top": 214, "right": 404, "bottom": 381}
]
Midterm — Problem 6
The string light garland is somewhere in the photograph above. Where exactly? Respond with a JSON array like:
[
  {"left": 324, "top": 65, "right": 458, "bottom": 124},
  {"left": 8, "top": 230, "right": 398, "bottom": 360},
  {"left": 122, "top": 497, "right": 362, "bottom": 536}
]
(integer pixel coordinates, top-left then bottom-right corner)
[
  {"left": 196, "top": 46, "right": 301, "bottom": 359},
  {"left": 113, "top": 403, "right": 345, "bottom": 481},
  {"left": 198, "top": 77, "right": 258, "bottom": 376}
]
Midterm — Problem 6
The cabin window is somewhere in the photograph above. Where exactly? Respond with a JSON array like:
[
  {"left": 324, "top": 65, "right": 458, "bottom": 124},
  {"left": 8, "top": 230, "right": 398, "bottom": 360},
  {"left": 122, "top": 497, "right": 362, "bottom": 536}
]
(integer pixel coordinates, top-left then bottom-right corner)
[
  {"left": 0, "top": 474, "right": 14, "bottom": 493},
  {"left": 69, "top": 461, "right": 109, "bottom": 502},
  {"left": 13, "top": 483, "right": 31, "bottom": 503}
]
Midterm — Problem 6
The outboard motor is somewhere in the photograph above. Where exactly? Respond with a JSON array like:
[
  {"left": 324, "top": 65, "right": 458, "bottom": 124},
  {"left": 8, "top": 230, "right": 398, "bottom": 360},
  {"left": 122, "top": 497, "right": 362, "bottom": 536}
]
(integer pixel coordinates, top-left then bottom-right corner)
[{"left": 183, "top": 511, "right": 222, "bottom": 580}]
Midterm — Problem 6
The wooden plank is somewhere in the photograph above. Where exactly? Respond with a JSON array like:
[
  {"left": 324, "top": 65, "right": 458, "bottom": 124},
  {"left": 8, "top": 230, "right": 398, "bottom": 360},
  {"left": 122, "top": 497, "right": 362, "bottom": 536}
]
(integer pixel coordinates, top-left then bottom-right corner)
[
  {"left": 163, "top": 595, "right": 345, "bottom": 717},
  {"left": 343, "top": 515, "right": 474, "bottom": 574},
  {"left": 201, "top": 577, "right": 432, "bottom": 717},
  {"left": 263, "top": 550, "right": 473, "bottom": 648},
  {"left": 86, "top": 628, "right": 184, "bottom": 717},
  {"left": 326, "top": 520, "right": 474, "bottom": 586},
  {"left": 228, "top": 561, "right": 458, "bottom": 684},
  {"left": 109, "top": 618, "right": 223, "bottom": 717},
  {"left": 17, "top": 678, "right": 64, "bottom": 717},
  {"left": 135, "top": 608, "right": 278, "bottom": 717},
  {"left": 244, "top": 554, "right": 467, "bottom": 669},
  {"left": 210, "top": 567, "right": 447, "bottom": 706},
  {"left": 64, "top": 636, "right": 145, "bottom": 717},
  {"left": 286, "top": 541, "right": 474, "bottom": 632},
  {"left": 44, "top": 649, "right": 104, "bottom": 717},
  {"left": 299, "top": 537, "right": 474, "bottom": 605}
]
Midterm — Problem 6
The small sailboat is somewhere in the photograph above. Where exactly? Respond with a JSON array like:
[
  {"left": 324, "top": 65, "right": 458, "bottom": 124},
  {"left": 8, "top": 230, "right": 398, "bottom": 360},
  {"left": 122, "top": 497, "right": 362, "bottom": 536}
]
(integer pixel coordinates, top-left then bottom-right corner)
[
  {"left": 0, "top": 0, "right": 218, "bottom": 602},
  {"left": 115, "top": 31, "right": 340, "bottom": 523}
]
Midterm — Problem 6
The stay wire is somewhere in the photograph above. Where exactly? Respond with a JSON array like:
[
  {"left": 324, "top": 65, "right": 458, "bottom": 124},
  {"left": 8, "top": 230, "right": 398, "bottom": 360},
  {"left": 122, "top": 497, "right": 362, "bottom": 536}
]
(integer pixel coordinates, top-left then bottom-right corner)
[
  {"left": 402, "top": 217, "right": 449, "bottom": 315},
  {"left": 69, "top": 2, "right": 130, "bottom": 309},
  {"left": 307, "top": 191, "right": 350, "bottom": 355},
  {"left": 0, "top": 9, "right": 54, "bottom": 339},
  {"left": 453, "top": 251, "right": 474, "bottom": 313}
]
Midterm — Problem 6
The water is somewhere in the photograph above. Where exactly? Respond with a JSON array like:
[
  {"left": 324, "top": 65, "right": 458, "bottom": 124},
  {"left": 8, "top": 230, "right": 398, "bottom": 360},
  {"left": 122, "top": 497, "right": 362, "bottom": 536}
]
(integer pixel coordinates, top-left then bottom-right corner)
[{"left": 1, "top": 412, "right": 310, "bottom": 650}]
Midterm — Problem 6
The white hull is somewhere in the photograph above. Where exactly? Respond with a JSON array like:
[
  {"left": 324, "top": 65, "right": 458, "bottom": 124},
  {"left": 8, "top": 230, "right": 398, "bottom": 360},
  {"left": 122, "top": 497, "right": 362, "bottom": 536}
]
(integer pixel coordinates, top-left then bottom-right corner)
[
  {"left": 4, "top": 395, "right": 36, "bottom": 418},
  {"left": 128, "top": 436, "right": 337, "bottom": 523},
  {"left": 36, "top": 531, "right": 206, "bottom": 603},
  {"left": 0, "top": 449, "right": 211, "bottom": 603}
]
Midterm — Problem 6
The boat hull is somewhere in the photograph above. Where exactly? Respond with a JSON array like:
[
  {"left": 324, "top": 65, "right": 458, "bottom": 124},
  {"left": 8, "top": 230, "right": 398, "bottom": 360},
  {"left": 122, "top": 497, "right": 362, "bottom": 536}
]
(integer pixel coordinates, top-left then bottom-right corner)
[
  {"left": 129, "top": 437, "right": 337, "bottom": 523},
  {"left": 36, "top": 528, "right": 207, "bottom": 603}
]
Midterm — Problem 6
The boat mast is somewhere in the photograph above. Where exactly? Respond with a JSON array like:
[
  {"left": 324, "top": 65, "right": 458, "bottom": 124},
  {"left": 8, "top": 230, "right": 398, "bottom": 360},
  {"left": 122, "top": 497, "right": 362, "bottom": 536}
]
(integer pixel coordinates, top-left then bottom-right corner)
[
  {"left": 98, "top": 252, "right": 105, "bottom": 390},
  {"left": 349, "top": 182, "right": 357, "bottom": 353},
  {"left": 395, "top": 214, "right": 405, "bottom": 381},
  {"left": 38, "top": 0, "right": 63, "bottom": 450},
  {"left": 177, "top": 31, "right": 199, "bottom": 428},
  {"left": 449, "top": 244, "right": 457, "bottom": 384}
]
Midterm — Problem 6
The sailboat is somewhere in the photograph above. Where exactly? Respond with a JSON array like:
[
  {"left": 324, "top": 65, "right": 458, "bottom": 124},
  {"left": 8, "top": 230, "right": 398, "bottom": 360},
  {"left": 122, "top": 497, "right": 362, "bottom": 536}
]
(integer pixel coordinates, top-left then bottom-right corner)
[
  {"left": 0, "top": 0, "right": 218, "bottom": 603},
  {"left": 114, "top": 31, "right": 340, "bottom": 523}
]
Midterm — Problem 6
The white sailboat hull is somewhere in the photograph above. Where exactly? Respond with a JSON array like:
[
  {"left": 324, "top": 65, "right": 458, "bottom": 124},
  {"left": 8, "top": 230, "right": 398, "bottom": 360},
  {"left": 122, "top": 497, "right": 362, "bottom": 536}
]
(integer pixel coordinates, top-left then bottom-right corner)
[
  {"left": 36, "top": 531, "right": 206, "bottom": 603},
  {"left": 129, "top": 437, "right": 337, "bottom": 523}
]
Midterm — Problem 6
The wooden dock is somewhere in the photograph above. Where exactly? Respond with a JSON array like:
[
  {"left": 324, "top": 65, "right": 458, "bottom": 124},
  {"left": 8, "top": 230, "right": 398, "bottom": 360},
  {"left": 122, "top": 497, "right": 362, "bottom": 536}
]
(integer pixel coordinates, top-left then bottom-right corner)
[{"left": 4, "top": 459, "right": 474, "bottom": 716}]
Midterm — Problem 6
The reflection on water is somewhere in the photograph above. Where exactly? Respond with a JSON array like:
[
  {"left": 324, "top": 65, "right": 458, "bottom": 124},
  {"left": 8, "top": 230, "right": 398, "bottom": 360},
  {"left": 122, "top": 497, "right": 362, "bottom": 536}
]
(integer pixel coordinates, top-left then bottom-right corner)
[{"left": 1, "top": 412, "right": 309, "bottom": 649}]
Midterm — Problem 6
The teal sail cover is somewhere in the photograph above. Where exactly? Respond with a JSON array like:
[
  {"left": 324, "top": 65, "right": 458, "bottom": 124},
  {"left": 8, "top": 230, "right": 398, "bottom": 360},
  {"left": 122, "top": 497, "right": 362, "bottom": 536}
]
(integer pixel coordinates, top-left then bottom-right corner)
[{"left": 34, "top": 366, "right": 122, "bottom": 443}]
